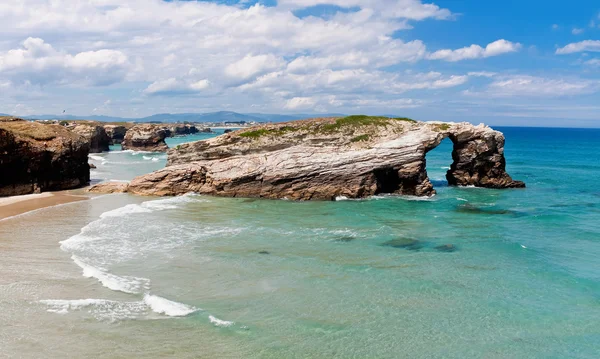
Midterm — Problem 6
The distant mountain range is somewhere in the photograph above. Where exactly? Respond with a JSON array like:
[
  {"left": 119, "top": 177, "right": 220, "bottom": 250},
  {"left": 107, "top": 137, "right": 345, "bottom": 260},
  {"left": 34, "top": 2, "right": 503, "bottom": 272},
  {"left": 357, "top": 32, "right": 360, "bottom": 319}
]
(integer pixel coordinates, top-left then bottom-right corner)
[{"left": 5, "top": 111, "right": 348, "bottom": 123}]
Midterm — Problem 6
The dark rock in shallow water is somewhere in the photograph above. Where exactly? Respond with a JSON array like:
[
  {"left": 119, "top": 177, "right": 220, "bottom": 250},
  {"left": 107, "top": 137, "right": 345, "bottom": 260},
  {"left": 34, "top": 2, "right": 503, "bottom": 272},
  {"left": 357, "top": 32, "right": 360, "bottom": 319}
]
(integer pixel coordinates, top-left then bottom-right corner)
[
  {"left": 456, "top": 204, "right": 516, "bottom": 216},
  {"left": 435, "top": 244, "right": 456, "bottom": 252},
  {"left": 89, "top": 163, "right": 97, "bottom": 169},
  {"left": 258, "top": 251, "right": 270, "bottom": 255},
  {"left": 381, "top": 237, "right": 423, "bottom": 251},
  {"left": 334, "top": 236, "right": 355, "bottom": 243}
]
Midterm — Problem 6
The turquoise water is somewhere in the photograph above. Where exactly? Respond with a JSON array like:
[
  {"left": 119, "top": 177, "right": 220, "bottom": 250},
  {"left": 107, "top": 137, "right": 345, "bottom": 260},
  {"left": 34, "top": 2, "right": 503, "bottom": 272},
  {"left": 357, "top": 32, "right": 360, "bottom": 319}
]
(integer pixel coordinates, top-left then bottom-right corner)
[{"left": 21, "top": 128, "right": 600, "bottom": 357}]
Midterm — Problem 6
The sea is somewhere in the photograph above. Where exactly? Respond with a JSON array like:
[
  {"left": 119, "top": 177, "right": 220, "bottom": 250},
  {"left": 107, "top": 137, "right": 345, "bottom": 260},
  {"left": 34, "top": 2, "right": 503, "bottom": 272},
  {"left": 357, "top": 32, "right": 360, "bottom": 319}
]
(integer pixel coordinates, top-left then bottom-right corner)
[{"left": 0, "top": 127, "right": 599, "bottom": 358}]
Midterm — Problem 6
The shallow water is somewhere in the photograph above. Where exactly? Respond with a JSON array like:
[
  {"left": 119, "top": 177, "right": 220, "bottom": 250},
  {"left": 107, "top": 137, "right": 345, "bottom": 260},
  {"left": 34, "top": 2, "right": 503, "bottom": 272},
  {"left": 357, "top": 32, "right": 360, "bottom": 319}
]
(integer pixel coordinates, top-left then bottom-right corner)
[{"left": 1, "top": 127, "right": 599, "bottom": 358}]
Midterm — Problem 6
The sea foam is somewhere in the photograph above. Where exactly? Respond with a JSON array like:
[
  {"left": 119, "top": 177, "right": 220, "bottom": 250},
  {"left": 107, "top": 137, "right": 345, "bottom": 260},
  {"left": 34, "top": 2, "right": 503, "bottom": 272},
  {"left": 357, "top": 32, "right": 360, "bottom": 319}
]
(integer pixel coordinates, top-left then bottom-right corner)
[
  {"left": 143, "top": 294, "right": 198, "bottom": 317},
  {"left": 72, "top": 256, "right": 150, "bottom": 294},
  {"left": 209, "top": 315, "right": 234, "bottom": 327}
]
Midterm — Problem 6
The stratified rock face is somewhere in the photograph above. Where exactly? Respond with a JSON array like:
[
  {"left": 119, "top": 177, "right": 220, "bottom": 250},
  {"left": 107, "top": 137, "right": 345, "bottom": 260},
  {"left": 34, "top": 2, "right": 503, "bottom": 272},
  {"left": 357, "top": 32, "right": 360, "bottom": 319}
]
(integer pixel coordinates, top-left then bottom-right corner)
[
  {"left": 70, "top": 124, "right": 111, "bottom": 153},
  {"left": 123, "top": 117, "right": 524, "bottom": 200},
  {"left": 0, "top": 118, "right": 90, "bottom": 196},
  {"left": 103, "top": 125, "right": 130, "bottom": 145},
  {"left": 121, "top": 124, "right": 169, "bottom": 152}
]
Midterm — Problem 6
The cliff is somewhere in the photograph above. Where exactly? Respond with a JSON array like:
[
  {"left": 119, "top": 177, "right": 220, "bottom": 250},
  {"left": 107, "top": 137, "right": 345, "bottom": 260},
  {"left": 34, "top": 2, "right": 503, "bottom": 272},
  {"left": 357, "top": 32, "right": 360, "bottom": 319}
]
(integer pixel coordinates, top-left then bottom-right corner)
[
  {"left": 69, "top": 123, "right": 111, "bottom": 153},
  {"left": 103, "top": 124, "right": 133, "bottom": 145},
  {"left": 0, "top": 117, "right": 90, "bottom": 196},
  {"left": 91, "top": 116, "right": 524, "bottom": 200},
  {"left": 121, "top": 124, "right": 169, "bottom": 152}
]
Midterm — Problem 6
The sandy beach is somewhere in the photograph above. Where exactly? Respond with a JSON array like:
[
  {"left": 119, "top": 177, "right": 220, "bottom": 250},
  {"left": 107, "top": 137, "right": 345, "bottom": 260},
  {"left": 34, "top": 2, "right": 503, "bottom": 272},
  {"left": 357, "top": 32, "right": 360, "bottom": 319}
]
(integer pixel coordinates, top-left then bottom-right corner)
[{"left": 0, "top": 192, "right": 89, "bottom": 221}]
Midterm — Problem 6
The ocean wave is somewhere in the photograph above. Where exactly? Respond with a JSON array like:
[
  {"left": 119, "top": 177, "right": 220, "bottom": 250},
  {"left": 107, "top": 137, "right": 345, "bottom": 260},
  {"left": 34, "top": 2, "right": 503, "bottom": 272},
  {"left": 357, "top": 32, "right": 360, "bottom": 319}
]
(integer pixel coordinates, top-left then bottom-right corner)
[
  {"left": 143, "top": 294, "right": 198, "bottom": 317},
  {"left": 72, "top": 256, "right": 150, "bottom": 294},
  {"left": 209, "top": 315, "right": 234, "bottom": 327}
]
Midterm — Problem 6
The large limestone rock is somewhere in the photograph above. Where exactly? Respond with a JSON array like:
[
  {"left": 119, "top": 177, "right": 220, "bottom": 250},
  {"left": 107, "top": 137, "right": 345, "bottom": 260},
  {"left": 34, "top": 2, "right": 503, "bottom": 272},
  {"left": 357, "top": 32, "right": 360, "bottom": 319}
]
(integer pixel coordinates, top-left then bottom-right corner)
[
  {"left": 121, "top": 124, "right": 170, "bottom": 152},
  {"left": 103, "top": 124, "right": 132, "bottom": 145},
  {"left": 0, "top": 117, "right": 90, "bottom": 196},
  {"left": 116, "top": 116, "right": 524, "bottom": 200},
  {"left": 69, "top": 123, "right": 111, "bottom": 153}
]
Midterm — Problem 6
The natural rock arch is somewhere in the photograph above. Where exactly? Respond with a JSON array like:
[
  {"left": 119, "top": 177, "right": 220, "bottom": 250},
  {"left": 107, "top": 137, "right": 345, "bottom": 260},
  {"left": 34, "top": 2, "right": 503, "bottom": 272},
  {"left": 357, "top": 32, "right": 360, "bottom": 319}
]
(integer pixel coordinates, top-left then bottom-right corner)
[{"left": 90, "top": 117, "right": 525, "bottom": 199}]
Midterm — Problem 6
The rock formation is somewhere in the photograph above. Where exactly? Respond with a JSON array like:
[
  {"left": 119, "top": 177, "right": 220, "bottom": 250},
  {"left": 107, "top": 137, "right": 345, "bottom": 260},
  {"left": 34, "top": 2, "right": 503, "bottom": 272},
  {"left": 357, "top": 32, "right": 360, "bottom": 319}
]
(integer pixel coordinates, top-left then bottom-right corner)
[
  {"left": 103, "top": 124, "right": 132, "bottom": 145},
  {"left": 168, "top": 124, "right": 199, "bottom": 136},
  {"left": 0, "top": 117, "right": 90, "bottom": 196},
  {"left": 121, "top": 124, "right": 170, "bottom": 152},
  {"left": 95, "top": 116, "right": 523, "bottom": 200},
  {"left": 69, "top": 123, "right": 111, "bottom": 153}
]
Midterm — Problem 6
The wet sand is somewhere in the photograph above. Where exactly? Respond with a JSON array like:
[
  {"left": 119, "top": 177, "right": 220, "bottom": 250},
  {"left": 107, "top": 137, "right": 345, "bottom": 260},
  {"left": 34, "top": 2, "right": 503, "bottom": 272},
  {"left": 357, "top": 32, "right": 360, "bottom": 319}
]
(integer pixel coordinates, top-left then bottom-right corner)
[{"left": 0, "top": 192, "right": 89, "bottom": 221}]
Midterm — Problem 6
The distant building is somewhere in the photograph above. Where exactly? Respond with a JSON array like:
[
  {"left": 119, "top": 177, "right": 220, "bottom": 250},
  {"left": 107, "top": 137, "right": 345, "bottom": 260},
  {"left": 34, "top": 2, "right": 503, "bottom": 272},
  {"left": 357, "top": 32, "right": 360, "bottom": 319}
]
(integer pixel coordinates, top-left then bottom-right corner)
[{"left": 224, "top": 121, "right": 246, "bottom": 125}]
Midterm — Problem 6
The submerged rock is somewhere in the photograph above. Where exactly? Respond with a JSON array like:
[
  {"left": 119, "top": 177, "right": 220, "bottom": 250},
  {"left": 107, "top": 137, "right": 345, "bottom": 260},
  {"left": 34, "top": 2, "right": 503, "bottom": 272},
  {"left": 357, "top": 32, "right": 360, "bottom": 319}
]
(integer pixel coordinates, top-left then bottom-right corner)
[
  {"left": 0, "top": 117, "right": 90, "bottom": 196},
  {"left": 334, "top": 236, "right": 355, "bottom": 243},
  {"left": 121, "top": 124, "right": 170, "bottom": 152},
  {"left": 456, "top": 204, "right": 516, "bottom": 215},
  {"left": 434, "top": 244, "right": 457, "bottom": 252},
  {"left": 381, "top": 237, "right": 423, "bottom": 251},
  {"left": 114, "top": 116, "right": 523, "bottom": 200},
  {"left": 258, "top": 251, "right": 270, "bottom": 255}
]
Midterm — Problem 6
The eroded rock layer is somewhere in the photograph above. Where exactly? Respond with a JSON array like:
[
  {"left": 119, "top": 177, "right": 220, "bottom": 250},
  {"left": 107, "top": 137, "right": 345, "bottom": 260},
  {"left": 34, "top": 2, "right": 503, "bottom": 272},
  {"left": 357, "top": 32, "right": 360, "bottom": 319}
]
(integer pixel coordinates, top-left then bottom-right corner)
[
  {"left": 0, "top": 117, "right": 90, "bottom": 196},
  {"left": 121, "top": 124, "right": 169, "bottom": 152},
  {"left": 117, "top": 116, "right": 524, "bottom": 200}
]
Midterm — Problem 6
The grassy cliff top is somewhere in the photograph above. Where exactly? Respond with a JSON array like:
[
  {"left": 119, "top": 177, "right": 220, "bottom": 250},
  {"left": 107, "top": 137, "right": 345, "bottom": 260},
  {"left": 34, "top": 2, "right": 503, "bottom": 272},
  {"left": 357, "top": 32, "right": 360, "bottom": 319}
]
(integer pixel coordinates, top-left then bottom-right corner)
[
  {"left": 0, "top": 118, "right": 82, "bottom": 141},
  {"left": 238, "top": 115, "right": 417, "bottom": 139}
]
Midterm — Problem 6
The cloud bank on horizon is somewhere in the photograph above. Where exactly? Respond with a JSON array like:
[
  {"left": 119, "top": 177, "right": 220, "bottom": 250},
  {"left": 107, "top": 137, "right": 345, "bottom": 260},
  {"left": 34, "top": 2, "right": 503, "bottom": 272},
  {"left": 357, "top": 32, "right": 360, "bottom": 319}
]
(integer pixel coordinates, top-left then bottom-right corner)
[{"left": 1, "top": 0, "right": 600, "bottom": 125}]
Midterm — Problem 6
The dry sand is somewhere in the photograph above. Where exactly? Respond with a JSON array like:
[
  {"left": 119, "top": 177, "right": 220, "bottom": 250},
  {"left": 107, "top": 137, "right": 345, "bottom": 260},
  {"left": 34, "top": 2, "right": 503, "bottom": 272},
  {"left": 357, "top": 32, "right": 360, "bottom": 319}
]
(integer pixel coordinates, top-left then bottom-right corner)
[{"left": 0, "top": 192, "right": 89, "bottom": 221}]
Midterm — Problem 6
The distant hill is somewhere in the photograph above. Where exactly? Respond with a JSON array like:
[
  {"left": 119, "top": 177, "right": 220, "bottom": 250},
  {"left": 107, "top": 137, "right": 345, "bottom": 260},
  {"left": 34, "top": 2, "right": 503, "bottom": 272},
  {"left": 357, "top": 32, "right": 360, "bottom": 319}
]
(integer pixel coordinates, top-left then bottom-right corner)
[{"left": 11, "top": 111, "right": 347, "bottom": 123}]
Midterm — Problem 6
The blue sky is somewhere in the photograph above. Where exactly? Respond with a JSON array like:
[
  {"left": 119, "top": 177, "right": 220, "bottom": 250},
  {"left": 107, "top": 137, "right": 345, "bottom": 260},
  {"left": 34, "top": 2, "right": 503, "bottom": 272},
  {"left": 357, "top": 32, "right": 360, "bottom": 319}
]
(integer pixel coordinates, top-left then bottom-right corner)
[{"left": 1, "top": 0, "right": 600, "bottom": 127}]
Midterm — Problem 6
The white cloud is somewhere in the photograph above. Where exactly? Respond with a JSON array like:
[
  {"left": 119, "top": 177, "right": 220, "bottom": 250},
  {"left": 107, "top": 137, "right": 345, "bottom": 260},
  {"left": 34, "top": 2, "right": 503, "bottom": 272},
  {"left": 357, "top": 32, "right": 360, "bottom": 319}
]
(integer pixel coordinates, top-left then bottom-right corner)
[
  {"left": 584, "top": 59, "right": 600, "bottom": 67},
  {"left": 552, "top": 24, "right": 560, "bottom": 30},
  {"left": 225, "top": 54, "right": 286, "bottom": 81},
  {"left": 572, "top": 28, "right": 584, "bottom": 35},
  {"left": 427, "top": 39, "right": 522, "bottom": 62},
  {"left": 556, "top": 40, "right": 600, "bottom": 54},
  {"left": 467, "top": 71, "right": 497, "bottom": 78},
  {"left": 276, "top": 0, "right": 452, "bottom": 20},
  {"left": 143, "top": 78, "right": 211, "bottom": 96},
  {"left": 284, "top": 97, "right": 317, "bottom": 110},
  {"left": 0, "top": 37, "right": 130, "bottom": 86},
  {"left": 465, "top": 75, "right": 598, "bottom": 97}
]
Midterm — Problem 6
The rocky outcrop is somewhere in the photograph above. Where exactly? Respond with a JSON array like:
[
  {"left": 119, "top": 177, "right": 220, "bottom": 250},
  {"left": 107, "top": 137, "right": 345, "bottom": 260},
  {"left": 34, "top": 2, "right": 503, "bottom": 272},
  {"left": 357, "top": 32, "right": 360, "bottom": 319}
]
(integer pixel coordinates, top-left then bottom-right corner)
[
  {"left": 110, "top": 116, "right": 524, "bottom": 200},
  {"left": 121, "top": 124, "right": 169, "bottom": 152},
  {"left": 0, "top": 117, "right": 90, "bottom": 196},
  {"left": 103, "top": 124, "right": 131, "bottom": 145},
  {"left": 88, "top": 181, "right": 128, "bottom": 194},
  {"left": 69, "top": 123, "right": 111, "bottom": 153},
  {"left": 168, "top": 124, "right": 199, "bottom": 136}
]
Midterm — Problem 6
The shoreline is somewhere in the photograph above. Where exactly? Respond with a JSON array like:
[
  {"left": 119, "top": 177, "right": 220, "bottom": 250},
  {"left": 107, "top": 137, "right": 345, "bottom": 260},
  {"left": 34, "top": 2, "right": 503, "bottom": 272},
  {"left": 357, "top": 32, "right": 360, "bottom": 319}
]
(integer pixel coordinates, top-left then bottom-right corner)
[{"left": 0, "top": 191, "right": 89, "bottom": 222}]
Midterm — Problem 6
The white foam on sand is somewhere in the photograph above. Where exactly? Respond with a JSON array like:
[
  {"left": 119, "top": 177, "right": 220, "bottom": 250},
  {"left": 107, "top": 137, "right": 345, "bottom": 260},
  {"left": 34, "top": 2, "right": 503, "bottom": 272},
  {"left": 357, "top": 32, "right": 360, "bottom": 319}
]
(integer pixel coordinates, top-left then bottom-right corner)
[
  {"left": 39, "top": 299, "right": 148, "bottom": 322},
  {"left": 88, "top": 154, "right": 104, "bottom": 161},
  {"left": 143, "top": 294, "right": 198, "bottom": 317},
  {"left": 209, "top": 315, "right": 234, "bottom": 327},
  {"left": 72, "top": 256, "right": 150, "bottom": 294}
]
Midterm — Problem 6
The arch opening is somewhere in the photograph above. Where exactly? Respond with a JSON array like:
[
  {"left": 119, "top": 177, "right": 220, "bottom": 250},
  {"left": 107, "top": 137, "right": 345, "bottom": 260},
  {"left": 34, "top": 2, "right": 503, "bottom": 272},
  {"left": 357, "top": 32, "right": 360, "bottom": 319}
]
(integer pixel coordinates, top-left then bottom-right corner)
[{"left": 425, "top": 136, "right": 455, "bottom": 190}]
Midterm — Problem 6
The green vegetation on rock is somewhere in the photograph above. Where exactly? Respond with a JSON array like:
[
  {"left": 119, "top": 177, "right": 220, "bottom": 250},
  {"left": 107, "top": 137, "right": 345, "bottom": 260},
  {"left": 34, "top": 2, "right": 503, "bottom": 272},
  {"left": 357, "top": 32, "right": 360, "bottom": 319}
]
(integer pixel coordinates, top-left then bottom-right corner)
[{"left": 351, "top": 134, "right": 370, "bottom": 142}]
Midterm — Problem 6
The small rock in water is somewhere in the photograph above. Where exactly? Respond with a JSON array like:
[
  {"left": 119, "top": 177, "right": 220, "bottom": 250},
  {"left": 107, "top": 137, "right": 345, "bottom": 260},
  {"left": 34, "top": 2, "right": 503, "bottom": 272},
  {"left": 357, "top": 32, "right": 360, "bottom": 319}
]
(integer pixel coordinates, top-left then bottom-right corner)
[
  {"left": 434, "top": 244, "right": 456, "bottom": 252},
  {"left": 381, "top": 237, "right": 423, "bottom": 251},
  {"left": 258, "top": 251, "right": 270, "bottom": 255},
  {"left": 334, "top": 236, "right": 355, "bottom": 243},
  {"left": 456, "top": 204, "right": 514, "bottom": 215},
  {"left": 89, "top": 163, "right": 97, "bottom": 169}
]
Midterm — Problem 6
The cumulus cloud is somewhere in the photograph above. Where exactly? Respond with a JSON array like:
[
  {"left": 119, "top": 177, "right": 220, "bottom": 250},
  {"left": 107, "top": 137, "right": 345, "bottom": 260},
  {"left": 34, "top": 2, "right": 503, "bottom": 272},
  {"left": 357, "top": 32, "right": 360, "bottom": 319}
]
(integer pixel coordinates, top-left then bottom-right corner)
[
  {"left": 427, "top": 39, "right": 522, "bottom": 62},
  {"left": 556, "top": 40, "right": 600, "bottom": 54},
  {"left": 225, "top": 54, "right": 286, "bottom": 81},
  {"left": 0, "top": 37, "right": 130, "bottom": 86}
]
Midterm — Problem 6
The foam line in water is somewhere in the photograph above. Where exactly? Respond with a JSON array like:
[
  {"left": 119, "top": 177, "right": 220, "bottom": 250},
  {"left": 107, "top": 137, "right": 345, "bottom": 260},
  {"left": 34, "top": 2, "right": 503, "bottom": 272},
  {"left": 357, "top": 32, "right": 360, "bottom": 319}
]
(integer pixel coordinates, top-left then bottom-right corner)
[
  {"left": 89, "top": 154, "right": 104, "bottom": 161},
  {"left": 72, "top": 256, "right": 150, "bottom": 294},
  {"left": 209, "top": 315, "right": 235, "bottom": 327},
  {"left": 39, "top": 299, "right": 148, "bottom": 322},
  {"left": 143, "top": 294, "right": 198, "bottom": 317}
]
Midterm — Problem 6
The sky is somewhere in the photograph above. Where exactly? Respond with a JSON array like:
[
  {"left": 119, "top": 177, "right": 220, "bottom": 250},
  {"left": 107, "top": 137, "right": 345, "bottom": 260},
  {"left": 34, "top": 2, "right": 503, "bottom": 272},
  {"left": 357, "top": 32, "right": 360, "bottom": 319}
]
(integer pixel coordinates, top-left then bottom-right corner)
[{"left": 1, "top": 0, "right": 600, "bottom": 127}]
